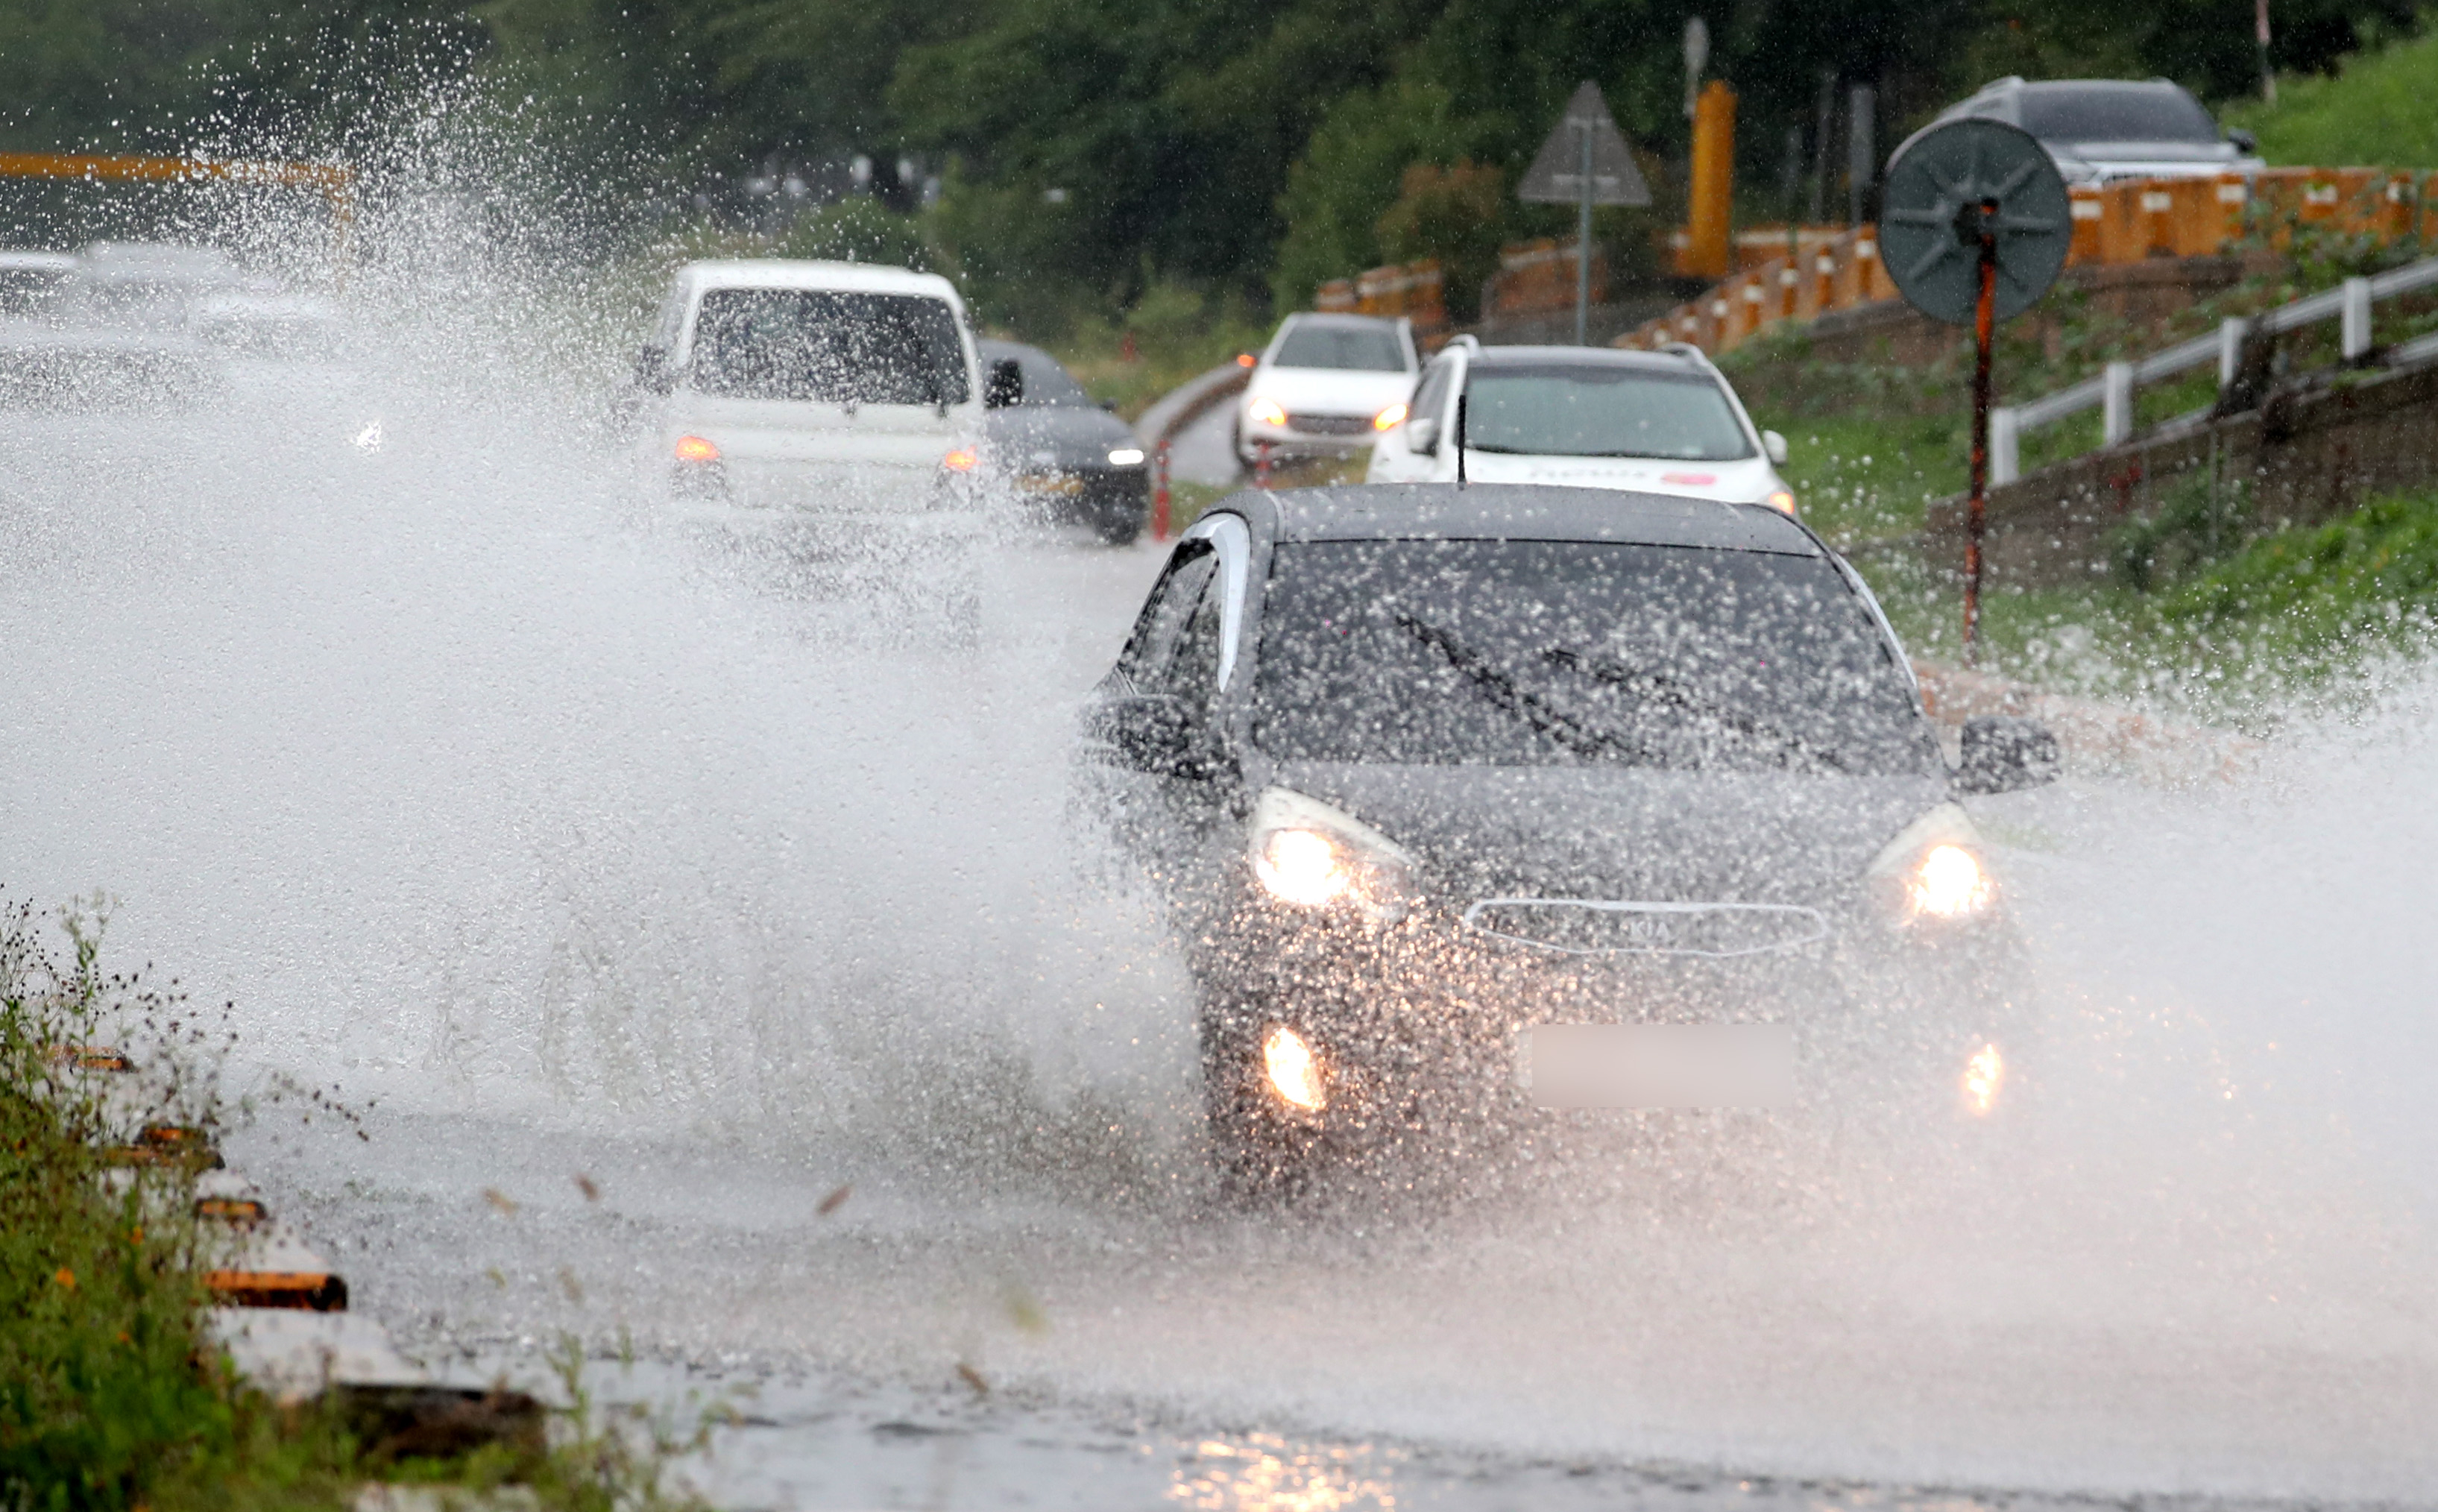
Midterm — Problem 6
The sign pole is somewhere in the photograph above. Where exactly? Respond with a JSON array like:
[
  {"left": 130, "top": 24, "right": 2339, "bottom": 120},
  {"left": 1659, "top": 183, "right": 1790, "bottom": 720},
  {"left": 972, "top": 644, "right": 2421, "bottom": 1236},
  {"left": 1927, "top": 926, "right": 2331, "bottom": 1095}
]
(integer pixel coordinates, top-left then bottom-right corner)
[
  {"left": 1964, "top": 204, "right": 1997, "bottom": 664},
  {"left": 1576, "top": 119, "right": 1594, "bottom": 345}
]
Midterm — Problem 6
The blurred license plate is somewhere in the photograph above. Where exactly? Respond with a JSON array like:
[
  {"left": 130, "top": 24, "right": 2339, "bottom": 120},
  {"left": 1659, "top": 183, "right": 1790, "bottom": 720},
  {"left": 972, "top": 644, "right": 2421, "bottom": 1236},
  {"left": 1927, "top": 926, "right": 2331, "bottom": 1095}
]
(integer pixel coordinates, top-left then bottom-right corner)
[
  {"left": 1017, "top": 473, "right": 1083, "bottom": 495},
  {"left": 1519, "top": 1024, "right": 1794, "bottom": 1109}
]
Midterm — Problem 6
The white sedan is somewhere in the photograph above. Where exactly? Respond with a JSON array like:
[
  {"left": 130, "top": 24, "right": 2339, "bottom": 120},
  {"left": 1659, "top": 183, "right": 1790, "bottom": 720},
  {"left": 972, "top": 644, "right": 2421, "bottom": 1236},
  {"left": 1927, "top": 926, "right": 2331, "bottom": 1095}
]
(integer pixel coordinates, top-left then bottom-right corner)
[
  {"left": 1367, "top": 339, "right": 1796, "bottom": 514},
  {"left": 1235, "top": 312, "right": 1418, "bottom": 465}
]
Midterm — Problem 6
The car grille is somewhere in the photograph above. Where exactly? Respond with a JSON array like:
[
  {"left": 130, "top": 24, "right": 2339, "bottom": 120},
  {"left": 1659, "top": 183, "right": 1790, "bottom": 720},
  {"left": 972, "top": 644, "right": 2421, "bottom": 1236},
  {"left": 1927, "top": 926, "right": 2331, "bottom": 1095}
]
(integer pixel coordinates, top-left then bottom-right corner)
[
  {"left": 1285, "top": 412, "right": 1371, "bottom": 436},
  {"left": 1461, "top": 900, "right": 1828, "bottom": 959}
]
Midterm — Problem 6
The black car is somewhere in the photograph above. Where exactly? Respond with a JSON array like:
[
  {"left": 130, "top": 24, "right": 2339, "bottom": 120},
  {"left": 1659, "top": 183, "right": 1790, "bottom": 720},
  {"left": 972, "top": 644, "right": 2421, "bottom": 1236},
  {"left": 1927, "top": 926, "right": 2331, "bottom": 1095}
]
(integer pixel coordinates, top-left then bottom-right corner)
[
  {"left": 1080, "top": 484, "right": 2058, "bottom": 1191},
  {"left": 979, "top": 338, "right": 1149, "bottom": 545}
]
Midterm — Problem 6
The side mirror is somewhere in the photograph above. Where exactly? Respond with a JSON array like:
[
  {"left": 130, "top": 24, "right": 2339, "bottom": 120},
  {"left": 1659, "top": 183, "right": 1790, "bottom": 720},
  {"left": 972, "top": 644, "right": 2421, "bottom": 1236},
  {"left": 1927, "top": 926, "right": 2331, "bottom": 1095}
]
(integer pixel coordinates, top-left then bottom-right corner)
[
  {"left": 1762, "top": 429, "right": 1789, "bottom": 467},
  {"left": 1953, "top": 715, "right": 2060, "bottom": 795},
  {"left": 985, "top": 356, "right": 1025, "bottom": 409},
  {"left": 1086, "top": 693, "right": 1211, "bottom": 778},
  {"left": 634, "top": 344, "right": 674, "bottom": 396},
  {"left": 1100, "top": 398, "right": 1118, "bottom": 412},
  {"left": 1407, "top": 415, "right": 1440, "bottom": 456},
  {"left": 2228, "top": 127, "right": 2258, "bottom": 154}
]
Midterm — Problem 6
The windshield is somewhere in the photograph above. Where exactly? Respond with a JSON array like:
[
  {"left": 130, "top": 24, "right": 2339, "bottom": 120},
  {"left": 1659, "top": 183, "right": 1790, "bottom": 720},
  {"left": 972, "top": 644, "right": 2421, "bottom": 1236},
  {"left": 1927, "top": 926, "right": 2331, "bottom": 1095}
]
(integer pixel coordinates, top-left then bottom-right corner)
[
  {"left": 1273, "top": 323, "right": 1406, "bottom": 372},
  {"left": 1253, "top": 540, "right": 1936, "bottom": 775},
  {"left": 2018, "top": 86, "right": 2219, "bottom": 145},
  {"left": 690, "top": 289, "right": 971, "bottom": 406},
  {"left": 1463, "top": 364, "right": 1753, "bottom": 460},
  {"left": 985, "top": 344, "right": 1095, "bottom": 406}
]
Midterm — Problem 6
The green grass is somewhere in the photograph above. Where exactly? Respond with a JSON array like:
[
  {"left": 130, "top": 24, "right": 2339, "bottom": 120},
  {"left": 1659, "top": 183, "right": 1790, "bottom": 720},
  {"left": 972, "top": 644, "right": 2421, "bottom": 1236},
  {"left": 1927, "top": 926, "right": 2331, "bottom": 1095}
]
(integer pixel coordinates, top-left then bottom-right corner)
[
  {"left": 0, "top": 897, "right": 716, "bottom": 1511},
  {"left": 2226, "top": 26, "right": 2438, "bottom": 168}
]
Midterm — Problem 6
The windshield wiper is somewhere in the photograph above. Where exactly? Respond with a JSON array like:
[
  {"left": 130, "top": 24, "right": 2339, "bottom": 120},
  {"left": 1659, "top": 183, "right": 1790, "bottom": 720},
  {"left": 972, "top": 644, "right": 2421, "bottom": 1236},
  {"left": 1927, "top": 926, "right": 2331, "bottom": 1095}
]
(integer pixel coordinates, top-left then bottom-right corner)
[
  {"left": 1393, "top": 614, "right": 1661, "bottom": 763},
  {"left": 1540, "top": 647, "right": 1853, "bottom": 772}
]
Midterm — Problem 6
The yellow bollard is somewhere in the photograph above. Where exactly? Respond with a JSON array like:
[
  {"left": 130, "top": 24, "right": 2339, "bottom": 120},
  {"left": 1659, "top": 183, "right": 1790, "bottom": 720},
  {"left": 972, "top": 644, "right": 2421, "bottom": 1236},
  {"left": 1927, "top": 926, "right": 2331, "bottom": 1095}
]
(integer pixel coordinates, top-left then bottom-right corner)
[{"left": 1685, "top": 81, "right": 1737, "bottom": 282}]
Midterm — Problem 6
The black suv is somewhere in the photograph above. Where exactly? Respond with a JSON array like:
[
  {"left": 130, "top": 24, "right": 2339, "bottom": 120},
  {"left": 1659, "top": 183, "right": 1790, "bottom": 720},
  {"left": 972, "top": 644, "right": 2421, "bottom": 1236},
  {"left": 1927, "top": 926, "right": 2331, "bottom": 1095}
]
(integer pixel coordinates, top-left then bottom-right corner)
[{"left": 1080, "top": 485, "right": 2057, "bottom": 1191}]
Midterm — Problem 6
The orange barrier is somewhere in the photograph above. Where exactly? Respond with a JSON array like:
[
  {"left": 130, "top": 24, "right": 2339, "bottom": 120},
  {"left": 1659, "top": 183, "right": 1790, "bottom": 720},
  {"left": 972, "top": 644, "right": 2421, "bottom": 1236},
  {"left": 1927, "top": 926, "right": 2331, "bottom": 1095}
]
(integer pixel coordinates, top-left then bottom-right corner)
[
  {"left": 1612, "top": 165, "right": 2438, "bottom": 359},
  {"left": 1486, "top": 239, "right": 1606, "bottom": 319},
  {"left": 1324, "top": 258, "right": 1446, "bottom": 330},
  {"left": 0, "top": 151, "right": 357, "bottom": 263}
]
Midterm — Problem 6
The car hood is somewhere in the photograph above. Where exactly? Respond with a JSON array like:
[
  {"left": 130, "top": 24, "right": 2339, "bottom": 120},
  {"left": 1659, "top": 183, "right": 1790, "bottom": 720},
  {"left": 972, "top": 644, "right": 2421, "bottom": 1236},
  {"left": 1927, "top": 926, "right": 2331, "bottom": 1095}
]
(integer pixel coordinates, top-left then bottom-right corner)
[
  {"left": 1247, "top": 366, "right": 1414, "bottom": 417},
  {"left": 986, "top": 403, "right": 1136, "bottom": 467},
  {"left": 1267, "top": 761, "right": 1948, "bottom": 905}
]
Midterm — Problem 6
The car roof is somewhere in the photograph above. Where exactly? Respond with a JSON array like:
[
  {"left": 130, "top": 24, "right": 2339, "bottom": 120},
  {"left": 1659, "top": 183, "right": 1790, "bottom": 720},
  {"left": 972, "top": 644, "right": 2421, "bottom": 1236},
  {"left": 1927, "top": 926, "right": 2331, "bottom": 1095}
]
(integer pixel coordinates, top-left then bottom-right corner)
[
  {"left": 1219, "top": 484, "right": 1822, "bottom": 555},
  {"left": 1460, "top": 344, "right": 1710, "bottom": 374},
  {"left": 678, "top": 259, "right": 963, "bottom": 302},
  {"left": 1279, "top": 312, "right": 1405, "bottom": 332}
]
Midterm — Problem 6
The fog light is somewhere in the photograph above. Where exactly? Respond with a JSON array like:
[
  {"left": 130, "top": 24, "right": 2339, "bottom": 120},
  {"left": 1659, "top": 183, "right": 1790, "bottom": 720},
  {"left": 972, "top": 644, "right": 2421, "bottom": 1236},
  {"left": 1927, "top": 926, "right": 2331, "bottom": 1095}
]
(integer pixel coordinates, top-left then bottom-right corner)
[
  {"left": 1912, "top": 844, "right": 1991, "bottom": 919},
  {"left": 1963, "top": 1043, "right": 2004, "bottom": 1116},
  {"left": 1262, "top": 1025, "right": 1325, "bottom": 1112}
]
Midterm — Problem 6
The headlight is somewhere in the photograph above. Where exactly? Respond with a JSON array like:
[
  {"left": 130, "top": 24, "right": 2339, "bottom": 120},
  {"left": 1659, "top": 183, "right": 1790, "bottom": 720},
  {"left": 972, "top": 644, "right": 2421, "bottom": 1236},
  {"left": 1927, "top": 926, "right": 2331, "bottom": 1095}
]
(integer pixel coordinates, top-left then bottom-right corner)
[
  {"left": 1106, "top": 447, "right": 1144, "bottom": 466},
  {"left": 674, "top": 434, "right": 719, "bottom": 462},
  {"left": 1763, "top": 488, "right": 1797, "bottom": 514},
  {"left": 1867, "top": 803, "right": 1997, "bottom": 923},
  {"left": 1246, "top": 787, "right": 1415, "bottom": 923},
  {"left": 1262, "top": 1025, "right": 1326, "bottom": 1112},
  {"left": 1247, "top": 396, "right": 1287, "bottom": 428},
  {"left": 1373, "top": 402, "right": 1408, "bottom": 431}
]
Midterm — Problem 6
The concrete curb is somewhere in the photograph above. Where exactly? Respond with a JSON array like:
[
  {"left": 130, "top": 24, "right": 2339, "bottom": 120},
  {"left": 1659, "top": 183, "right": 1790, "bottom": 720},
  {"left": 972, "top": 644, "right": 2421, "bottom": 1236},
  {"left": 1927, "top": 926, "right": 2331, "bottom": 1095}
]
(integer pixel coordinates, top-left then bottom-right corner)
[{"left": 1135, "top": 362, "right": 1250, "bottom": 450}]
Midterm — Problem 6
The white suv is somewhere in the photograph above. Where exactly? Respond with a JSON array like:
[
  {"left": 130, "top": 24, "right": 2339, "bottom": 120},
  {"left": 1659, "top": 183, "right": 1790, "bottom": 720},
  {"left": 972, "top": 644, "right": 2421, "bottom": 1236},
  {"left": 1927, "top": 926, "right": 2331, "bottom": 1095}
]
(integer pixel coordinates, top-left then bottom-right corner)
[
  {"left": 1235, "top": 312, "right": 1418, "bottom": 465},
  {"left": 1367, "top": 340, "right": 1796, "bottom": 514},
  {"left": 631, "top": 259, "right": 985, "bottom": 517}
]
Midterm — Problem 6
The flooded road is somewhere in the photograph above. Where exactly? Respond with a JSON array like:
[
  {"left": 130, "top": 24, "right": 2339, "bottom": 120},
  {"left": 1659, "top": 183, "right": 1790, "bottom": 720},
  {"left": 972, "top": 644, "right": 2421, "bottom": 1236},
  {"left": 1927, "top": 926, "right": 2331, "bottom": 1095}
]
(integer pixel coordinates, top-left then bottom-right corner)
[{"left": 6, "top": 339, "right": 2438, "bottom": 1509}]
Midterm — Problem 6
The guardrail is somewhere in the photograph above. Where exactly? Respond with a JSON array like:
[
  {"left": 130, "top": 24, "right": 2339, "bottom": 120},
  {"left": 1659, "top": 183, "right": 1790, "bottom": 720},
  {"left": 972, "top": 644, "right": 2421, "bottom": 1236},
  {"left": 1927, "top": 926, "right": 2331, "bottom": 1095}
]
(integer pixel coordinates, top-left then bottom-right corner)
[{"left": 1991, "top": 251, "right": 2438, "bottom": 482}]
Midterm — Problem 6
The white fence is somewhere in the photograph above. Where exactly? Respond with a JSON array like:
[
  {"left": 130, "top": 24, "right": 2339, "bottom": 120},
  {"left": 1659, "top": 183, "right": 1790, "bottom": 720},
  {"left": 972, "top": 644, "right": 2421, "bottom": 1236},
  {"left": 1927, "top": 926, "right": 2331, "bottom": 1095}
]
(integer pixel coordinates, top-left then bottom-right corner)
[{"left": 1994, "top": 254, "right": 2438, "bottom": 485}]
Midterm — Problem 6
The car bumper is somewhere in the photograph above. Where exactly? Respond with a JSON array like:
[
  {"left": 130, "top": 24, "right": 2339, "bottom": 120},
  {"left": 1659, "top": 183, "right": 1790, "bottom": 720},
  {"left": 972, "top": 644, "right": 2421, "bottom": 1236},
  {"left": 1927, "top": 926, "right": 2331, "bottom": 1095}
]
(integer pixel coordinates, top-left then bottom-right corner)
[
  {"left": 1190, "top": 892, "right": 2032, "bottom": 1143},
  {"left": 1009, "top": 464, "right": 1149, "bottom": 523},
  {"left": 1238, "top": 416, "right": 1378, "bottom": 462}
]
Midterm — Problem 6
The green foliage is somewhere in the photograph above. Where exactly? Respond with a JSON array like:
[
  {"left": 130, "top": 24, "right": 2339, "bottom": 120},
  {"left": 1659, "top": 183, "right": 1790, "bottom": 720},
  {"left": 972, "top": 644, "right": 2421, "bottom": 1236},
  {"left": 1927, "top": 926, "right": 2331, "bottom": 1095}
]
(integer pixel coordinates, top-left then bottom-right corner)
[
  {"left": 1373, "top": 160, "right": 1508, "bottom": 321},
  {"left": 2108, "top": 471, "right": 2254, "bottom": 592},
  {"left": 2159, "top": 488, "right": 2438, "bottom": 651},
  {"left": 2225, "top": 22, "right": 2438, "bottom": 167},
  {"left": 1270, "top": 78, "right": 1482, "bottom": 312}
]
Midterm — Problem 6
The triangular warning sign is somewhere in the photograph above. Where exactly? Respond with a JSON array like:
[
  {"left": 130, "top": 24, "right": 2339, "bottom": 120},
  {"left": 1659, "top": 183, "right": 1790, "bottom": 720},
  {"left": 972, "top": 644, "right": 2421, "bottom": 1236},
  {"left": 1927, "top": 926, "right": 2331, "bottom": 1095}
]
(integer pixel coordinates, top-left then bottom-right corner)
[{"left": 1517, "top": 81, "right": 1653, "bottom": 207}]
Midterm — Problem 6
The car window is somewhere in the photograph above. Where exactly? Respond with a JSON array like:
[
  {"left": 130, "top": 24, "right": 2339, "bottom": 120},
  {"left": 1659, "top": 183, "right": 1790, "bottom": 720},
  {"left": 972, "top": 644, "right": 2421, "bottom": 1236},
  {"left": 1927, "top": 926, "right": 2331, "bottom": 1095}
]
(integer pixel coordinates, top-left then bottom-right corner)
[
  {"left": 2018, "top": 87, "right": 2218, "bottom": 144},
  {"left": 690, "top": 289, "right": 971, "bottom": 406},
  {"left": 1251, "top": 540, "right": 1938, "bottom": 776},
  {"left": 1120, "top": 543, "right": 1219, "bottom": 690},
  {"left": 991, "top": 346, "right": 1094, "bottom": 406},
  {"left": 1463, "top": 364, "right": 1752, "bottom": 462},
  {"left": 1273, "top": 324, "right": 1406, "bottom": 372}
]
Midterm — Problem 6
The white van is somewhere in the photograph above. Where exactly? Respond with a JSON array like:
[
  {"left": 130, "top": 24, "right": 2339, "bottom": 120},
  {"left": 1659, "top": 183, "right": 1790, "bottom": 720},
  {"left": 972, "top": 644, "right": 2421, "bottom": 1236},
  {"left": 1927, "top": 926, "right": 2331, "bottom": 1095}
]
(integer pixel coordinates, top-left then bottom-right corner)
[{"left": 631, "top": 259, "right": 986, "bottom": 518}]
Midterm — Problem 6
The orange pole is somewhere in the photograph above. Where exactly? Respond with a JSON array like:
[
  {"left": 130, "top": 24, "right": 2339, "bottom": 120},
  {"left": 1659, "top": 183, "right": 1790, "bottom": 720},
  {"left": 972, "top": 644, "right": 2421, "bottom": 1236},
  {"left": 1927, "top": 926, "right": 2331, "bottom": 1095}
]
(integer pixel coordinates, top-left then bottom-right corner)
[{"left": 1685, "top": 82, "right": 1737, "bottom": 281}]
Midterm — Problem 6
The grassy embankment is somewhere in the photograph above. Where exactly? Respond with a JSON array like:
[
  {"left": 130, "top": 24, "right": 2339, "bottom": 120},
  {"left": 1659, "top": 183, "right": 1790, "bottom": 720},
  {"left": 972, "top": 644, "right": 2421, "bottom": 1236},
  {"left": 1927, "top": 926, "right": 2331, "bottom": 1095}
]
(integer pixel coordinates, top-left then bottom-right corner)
[
  {"left": 1724, "top": 30, "right": 2438, "bottom": 722},
  {"left": 0, "top": 898, "right": 711, "bottom": 1511}
]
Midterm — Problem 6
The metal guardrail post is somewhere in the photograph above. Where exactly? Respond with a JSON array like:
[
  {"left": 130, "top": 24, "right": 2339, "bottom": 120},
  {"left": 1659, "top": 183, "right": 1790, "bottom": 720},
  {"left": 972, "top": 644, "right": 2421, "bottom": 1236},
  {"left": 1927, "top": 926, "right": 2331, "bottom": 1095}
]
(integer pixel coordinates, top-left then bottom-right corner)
[
  {"left": 2219, "top": 316, "right": 2250, "bottom": 389},
  {"left": 2342, "top": 276, "right": 2374, "bottom": 359},
  {"left": 2102, "top": 362, "right": 2135, "bottom": 447},
  {"left": 1991, "top": 407, "right": 2020, "bottom": 487}
]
